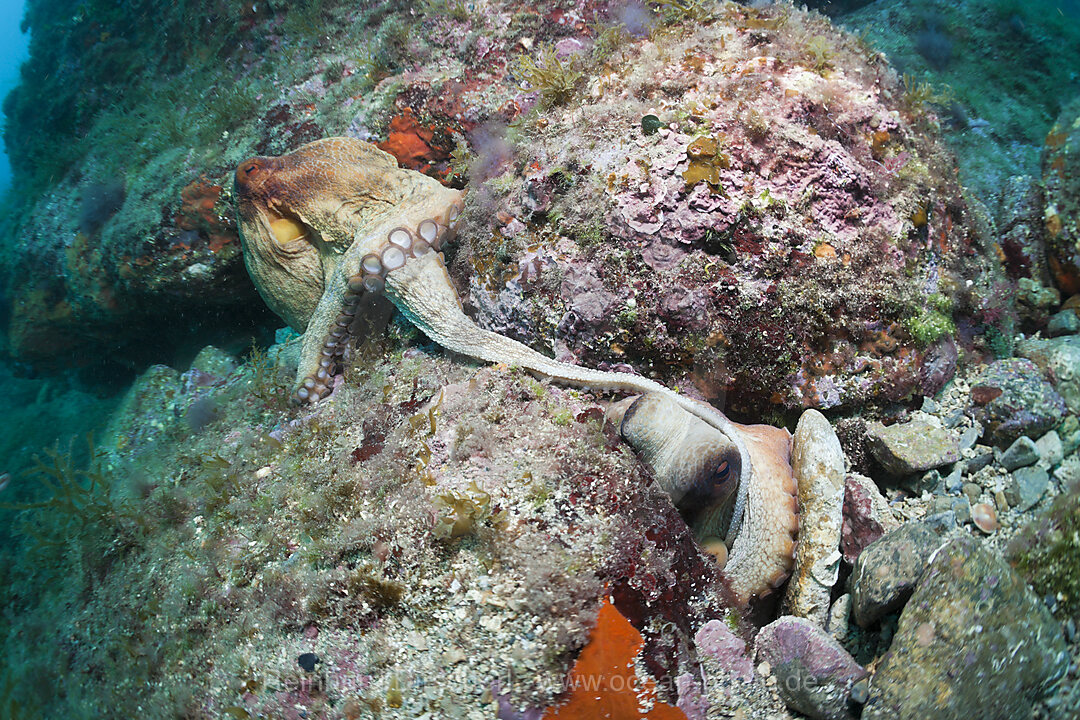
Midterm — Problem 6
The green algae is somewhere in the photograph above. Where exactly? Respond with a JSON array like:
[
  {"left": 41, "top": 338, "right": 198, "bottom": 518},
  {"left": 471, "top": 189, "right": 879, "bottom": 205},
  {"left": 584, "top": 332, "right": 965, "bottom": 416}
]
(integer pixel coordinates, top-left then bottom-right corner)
[
  {"left": 1008, "top": 480, "right": 1080, "bottom": 620},
  {"left": 903, "top": 293, "right": 955, "bottom": 347}
]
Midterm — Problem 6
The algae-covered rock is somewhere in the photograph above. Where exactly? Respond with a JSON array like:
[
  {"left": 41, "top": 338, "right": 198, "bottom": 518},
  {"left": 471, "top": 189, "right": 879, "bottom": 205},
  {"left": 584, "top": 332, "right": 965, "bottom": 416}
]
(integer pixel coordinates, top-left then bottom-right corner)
[
  {"left": 850, "top": 520, "right": 946, "bottom": 627},
  {"left": 970, "top": 358, "right": 1067, "bottom": 446},
  {"left": 865, "top": 418, "right": 960, "bottom": 476},
  {"left": 1044, "top": 95, "right": 1080, "bottom": 295},
  {"left": 864, "top": 536, "right": 1068, "bottom": 720},
  {"left": 1017, "top": 335, "right": 1080, "bottom": 415},
  {"left": 5, "top": 0, "right": 1007, "bottom": 416}
]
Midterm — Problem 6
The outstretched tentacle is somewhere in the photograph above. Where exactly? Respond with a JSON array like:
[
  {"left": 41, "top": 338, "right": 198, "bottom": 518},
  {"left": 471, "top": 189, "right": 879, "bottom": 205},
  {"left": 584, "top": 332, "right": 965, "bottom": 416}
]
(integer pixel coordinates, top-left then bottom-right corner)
[{"left": 384, "top": 251, "right": 754, "bottom": 554}]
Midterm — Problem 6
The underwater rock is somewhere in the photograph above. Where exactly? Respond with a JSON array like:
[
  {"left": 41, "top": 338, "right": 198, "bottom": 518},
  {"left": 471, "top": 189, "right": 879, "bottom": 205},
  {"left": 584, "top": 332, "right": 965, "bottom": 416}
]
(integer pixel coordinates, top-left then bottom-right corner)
[
  {"left": 754, "top": 616, "right": 867, "bottom": 720},
  {"left": 1034, "top": 430, "right": 1064, "bottom": 469},
  {"left": 863, "top": 536, "right": 1068, "bottom": 720},
  {"left": 1044, "top": 95, "right": 1080, "bottom": 295},
  {"left": 865, "top": 419, "right": 960, "bottom": 476},
  {"left": 1016, "top": 336, "right": 1080, "bottom": 415},
  {"left": 694, "top": 619, "right": 754, "bottom": 683},
  {"left": 840, "top": 473, "right": 898, "bottom": 565},
  {"left": 850, "top": 520, "right": 947, "bottom": 627},
  {"left": 998, "top": 435, "right": 1039, "bottom": 471},
  {"left": 969, "top": 358, "right": 1067, "bottom": 446},
  {"left": 783, "top": 410, "right": 846, "bottom": 625},
  {"left": 1047, "top": 308, "right": 1080, "bottom": 336},
  {"left": 1005, "top": 466, "right": 1049, "bottom": 512}
]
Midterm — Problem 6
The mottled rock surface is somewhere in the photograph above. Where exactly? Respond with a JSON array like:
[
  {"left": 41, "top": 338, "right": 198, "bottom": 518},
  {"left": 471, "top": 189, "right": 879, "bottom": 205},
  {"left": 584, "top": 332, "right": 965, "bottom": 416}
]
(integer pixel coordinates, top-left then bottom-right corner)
[
  {"left": 850, "top": 520, "right": 946, "bottom": 627},
  {"left": 970, "top": 358, "right": 1067, "bottom": 446},
  {"left": 864, "top": 536, "right": 1068, "bottom": 720},
  {"left": 1017, "top": 336, "right": 1080, "bottom": 415},
  {"left": 1044, "top": 95, "right": 1080, "bottom": 295},
  {"left": 865, "top": 419, "right": 959, "bottom": 476},
  {"left": 1006, "top": 466, "right": 1050, "bottom": 512},
  {"left": 840, "top": 474, "right": 898, "bottom": 565},
  {"left": 784, "top": 410, "right": 846, "bottom": 625},
  {"left": 999, "top": 435, "right": 1040, "bottom": 471},
  {"left": 755, "top": 616, "right": 866, "bottom": 720}
]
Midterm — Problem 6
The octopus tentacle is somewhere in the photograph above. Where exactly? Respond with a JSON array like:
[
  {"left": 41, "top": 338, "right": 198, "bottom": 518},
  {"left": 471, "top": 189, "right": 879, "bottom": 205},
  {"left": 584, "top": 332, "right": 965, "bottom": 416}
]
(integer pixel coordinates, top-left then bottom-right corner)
[{"left": 381, "top": 248, "right": 755, "bottom": 564}]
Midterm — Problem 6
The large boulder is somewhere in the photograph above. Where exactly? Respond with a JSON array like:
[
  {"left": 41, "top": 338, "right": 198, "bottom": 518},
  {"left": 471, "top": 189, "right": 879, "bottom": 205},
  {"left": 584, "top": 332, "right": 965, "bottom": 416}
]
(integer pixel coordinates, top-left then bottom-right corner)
[
  {"left": 4, "top": 0, "right": 1005, "bottom": 415},
  {"left": 864, "top": 536, "right": 1068, "bottom": 720}
]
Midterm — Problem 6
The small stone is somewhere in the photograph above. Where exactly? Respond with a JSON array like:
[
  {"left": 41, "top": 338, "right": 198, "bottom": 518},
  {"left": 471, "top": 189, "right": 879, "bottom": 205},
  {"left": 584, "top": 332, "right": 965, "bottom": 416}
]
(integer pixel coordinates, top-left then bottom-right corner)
[
  {"left": 755, "top": 616, "right": 867, "bottom": 720},
  {"left": 958, "top": 426, "right": 979, "bottom": 451},
  {"left": 1059, "top": 415, "right": 1080, "bottom": 455},
  {"left": 298, "top": 652, "right": 320, "bottom": 672},
  {"left": 826, "top": 593, "right": 852, "bottom": 643},
  {"left": 929, "top": 496, "right": 970, "bottom": 524},
  {"left": 942, "top": 467, "right": 963, "bottom": 494},
  {"left": 962, "top": 450, "right": 994, "bottom": 476},
  {"left": 1005, "top": 466, "right": 1050, "bottom": 511},
  {"left": 1015, "top": 338, "right": 1080, "bottom": 415},
  {"left": 862, "top": 537, "right": 1068, "bottom": 720},
  {"left": 994, "top": 490, "right": 1010, "bottom": 512},
  {"left": 1034, "top": 430, "right": 1064, "bottom": 468},
  {"left": 850, "top": 520, "right": 947, "bottom": 627},
  {"left": 999, "top": 436, "right": 1040, "bottom": 471},
  {"left": 1047, "top": 309, "right": 1080, "bottom": 336},
  {"left": 695, "top": 619, "right": 754, "bottom": 681},
  {"left": 971, "top": 502, "right": 999, "bottom": 533},
  {"left": 866, "top": 419, "right": 960, "bottom": 476},
  {"left": 962, "top": 482, "right": 982, "bottom": 505},
  {"left": 1054, "top": 454, "right": 1080, "bottom": 485},
  {"left": 784, "top": 409, "right": 846, "bottom": 625},
  {"left": 920, "top": 396, "right": 939, "bottom": 414}
]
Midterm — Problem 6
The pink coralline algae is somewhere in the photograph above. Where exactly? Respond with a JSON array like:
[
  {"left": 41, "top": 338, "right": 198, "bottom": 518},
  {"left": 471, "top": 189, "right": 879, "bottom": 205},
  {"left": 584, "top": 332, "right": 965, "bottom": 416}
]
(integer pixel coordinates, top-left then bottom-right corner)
[
  {"left": 454, "top": 4, "right": 1004, "bottom": 414},
  {"left": 694, "top": 619, "right": 754, "bottom": 682}
]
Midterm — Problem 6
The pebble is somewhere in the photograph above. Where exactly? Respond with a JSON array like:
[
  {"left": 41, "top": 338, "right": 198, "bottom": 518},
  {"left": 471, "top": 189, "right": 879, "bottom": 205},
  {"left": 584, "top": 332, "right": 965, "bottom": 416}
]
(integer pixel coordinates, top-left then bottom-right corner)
[
  {"left": 958, "top": 426, "right": 979, "bottom": 451},
  {"left": 865, "top": 419, "right": 960, "bottom": 476},
  {"left": 961, "top": 482, "right": 982, "bottom": 505},
  {"left": 998, "top": 435, "right": 1040, "bottom": 471},
  {"left": 862, "top": 537, "right": 1068, "bottom": 720},
  {"left": 1055, "top": 454, "right": 1080, "bottom": 484},
  {"left": 1059, "top": 415, "right": 1080, "bottom": 455},
  {"left": 850, "top": 520, "right": 947, "bottom": 627},
  {"left": 1034, "top": 430, "right": 1064, "bottom": 468},
  {"left": 961, "top": 450, "right": 994, "bottom": 475},
  {"left": 695, "top": 619, "right": 754, "bottom": 682},
  {"left": 755, "top": 616, "right": 867, "bottom": 720},
  {"left": 942, "top": 467, "right": 964, "bottom": 494},
  {"left": 784, "top": 409, "right": 847, "bottom": 625},
  {"left": 928, "top": 495, "right": 970, "bottom": 524},
  {"left": 1005, "top": 466, "right": 1049, "bottom": 511}
]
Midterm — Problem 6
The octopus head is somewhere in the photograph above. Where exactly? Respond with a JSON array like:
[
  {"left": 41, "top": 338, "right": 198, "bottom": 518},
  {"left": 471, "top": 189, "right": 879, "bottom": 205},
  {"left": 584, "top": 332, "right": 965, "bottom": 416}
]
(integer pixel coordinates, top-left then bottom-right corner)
[{"left": 234, "top": 137, "right": 459, "bottom": 332}]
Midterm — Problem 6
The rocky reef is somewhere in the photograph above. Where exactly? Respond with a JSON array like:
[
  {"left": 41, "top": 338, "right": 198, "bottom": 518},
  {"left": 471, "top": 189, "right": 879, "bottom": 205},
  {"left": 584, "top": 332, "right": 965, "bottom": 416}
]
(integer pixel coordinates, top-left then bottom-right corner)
[{"left": 2, "top": 0, "right": 1080, "bottom": 719}]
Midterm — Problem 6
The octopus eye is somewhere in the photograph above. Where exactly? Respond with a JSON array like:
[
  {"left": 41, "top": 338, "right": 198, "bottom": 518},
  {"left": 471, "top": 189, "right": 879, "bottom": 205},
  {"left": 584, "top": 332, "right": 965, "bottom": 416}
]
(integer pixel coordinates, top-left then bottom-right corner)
[
  {"left": 270, "top": 217, "right": 308, "bottom": 245},
  {"left": 714, "top": 460, "right": 729, "bottom": 483}
]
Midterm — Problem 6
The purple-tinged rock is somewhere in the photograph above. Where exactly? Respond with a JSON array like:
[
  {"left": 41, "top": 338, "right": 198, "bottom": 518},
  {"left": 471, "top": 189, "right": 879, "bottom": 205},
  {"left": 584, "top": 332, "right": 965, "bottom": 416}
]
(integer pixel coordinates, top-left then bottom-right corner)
[
  {"left": 863, "top": 536, "right": 1068, "bottom": 720},
  {"left": 675, "top": 672, "right": 709, "bottom": 720},
  {"left": 755, "top": 616, "right": 867, "bottom": 720},
  {"left": 969, "top": 358, "right": 1067, "bottom": 447},
  {"left": 840, "top": 474, "right": 898, "bottom": 565},
  {"left": 694, "top": 619, "right": 753, "bottom": 682}
]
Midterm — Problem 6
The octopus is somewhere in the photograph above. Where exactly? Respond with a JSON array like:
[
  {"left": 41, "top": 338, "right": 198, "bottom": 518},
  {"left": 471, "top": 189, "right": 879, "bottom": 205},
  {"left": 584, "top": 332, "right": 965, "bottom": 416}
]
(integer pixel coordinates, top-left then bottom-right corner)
[{"left": 233, "top": 137, "right": 798, "bottom": 606}]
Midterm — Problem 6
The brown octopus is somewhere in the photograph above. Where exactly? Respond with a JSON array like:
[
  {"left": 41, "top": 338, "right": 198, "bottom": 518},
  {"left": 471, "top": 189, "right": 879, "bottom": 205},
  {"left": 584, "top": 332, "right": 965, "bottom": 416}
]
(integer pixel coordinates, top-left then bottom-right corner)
[{"left": 233, "top": 137, "right": 798, "bottom": 605}]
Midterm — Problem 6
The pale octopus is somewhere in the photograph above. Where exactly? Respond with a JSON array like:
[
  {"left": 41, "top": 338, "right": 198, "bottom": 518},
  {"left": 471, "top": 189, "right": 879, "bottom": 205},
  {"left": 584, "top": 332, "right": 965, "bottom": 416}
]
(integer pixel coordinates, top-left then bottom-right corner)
[{"left": 234, "top": 137, "right": 798, "bottom": 605}]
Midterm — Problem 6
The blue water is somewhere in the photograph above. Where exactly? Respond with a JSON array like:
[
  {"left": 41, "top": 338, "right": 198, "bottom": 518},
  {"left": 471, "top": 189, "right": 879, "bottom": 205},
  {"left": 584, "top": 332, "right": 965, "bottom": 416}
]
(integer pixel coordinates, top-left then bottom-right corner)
[{"left": 0, "top": 0, "right": 27, "bottom": 193}]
